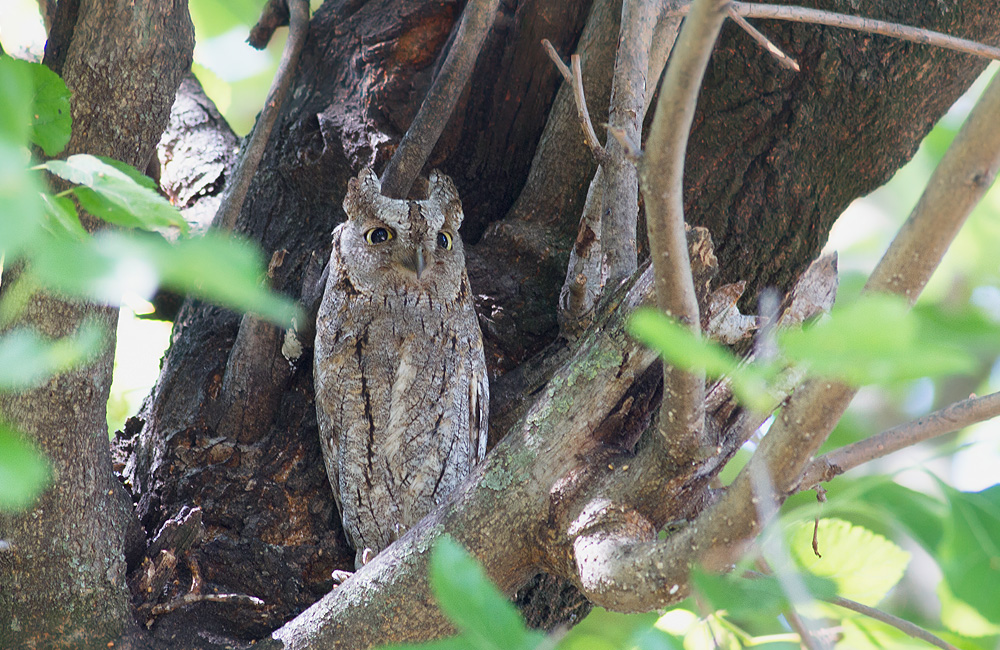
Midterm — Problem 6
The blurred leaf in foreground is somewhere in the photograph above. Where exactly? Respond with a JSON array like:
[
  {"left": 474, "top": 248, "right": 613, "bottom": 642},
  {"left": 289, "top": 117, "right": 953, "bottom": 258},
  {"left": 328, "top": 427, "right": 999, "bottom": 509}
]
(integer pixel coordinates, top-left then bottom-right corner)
[
  {"left": 0, "top": 324, "right": 104, "bottom": 391},
  {"left": 938, "top": 483, "right": 1000, "bottom": 625},
  {"left": 31, "top": 230, "right": 299, "bottom": 326},
  {"left": 40, "top": 154, "right": 188, "bottom": 233},
  {"left": 0, "top": 423, "right": 50, "bottom": 512},
  {"left": 627, "top": 307, "right": 775, "bottom": 411},
  {"left": 779, "top": 294, "right": 981, "bottom": 385}
]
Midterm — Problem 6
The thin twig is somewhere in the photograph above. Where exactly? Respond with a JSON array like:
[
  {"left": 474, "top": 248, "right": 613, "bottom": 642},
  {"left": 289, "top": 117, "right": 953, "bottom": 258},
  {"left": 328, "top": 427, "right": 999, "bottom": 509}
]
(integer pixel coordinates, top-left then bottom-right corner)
[
  {"left": 797, "top": 391, "right": 1000, "bottom": 491},
  {"left": 380, "top": 0, "right": 501, "bottom": 198},
  {"left": 828, "top": 596, "right": 958, "bottom": 650},
  {"left": 214, "top": 0, "right": 309, "bottom": 232},
  {"left": 600, "top": 0, "right": 660, "bottom": 286},
  {"left": 541, "top": 40, "right": 608, "bottom": 163},
  {"left": 639, "top": 0, "right": 728, "bottom": 460},
  {"left": 571, "top": 55, "right": 608, "bottom": 163},
  {"left": 664, "top": 1, "right": 1000, "bottom": 61},
  {"left": 727, "top": 9, "right": 799, "bottom": 71}
]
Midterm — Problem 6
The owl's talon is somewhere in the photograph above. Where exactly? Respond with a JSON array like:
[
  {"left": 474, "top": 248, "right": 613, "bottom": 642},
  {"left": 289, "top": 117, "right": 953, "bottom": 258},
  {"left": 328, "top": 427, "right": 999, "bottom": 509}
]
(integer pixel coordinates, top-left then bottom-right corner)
[
  {"left": 331, "top": 570, "right": 353, "bottom": 585},
  {"left": 361, "top": 547, "right": 374, "bottom": 565}
]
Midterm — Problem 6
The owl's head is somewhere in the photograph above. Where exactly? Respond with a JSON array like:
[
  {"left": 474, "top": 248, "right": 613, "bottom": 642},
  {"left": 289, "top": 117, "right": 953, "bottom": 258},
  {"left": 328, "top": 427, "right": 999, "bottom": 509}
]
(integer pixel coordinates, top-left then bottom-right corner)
[{"left": 339, "top": 167, "right": 467, "bottom": 296}]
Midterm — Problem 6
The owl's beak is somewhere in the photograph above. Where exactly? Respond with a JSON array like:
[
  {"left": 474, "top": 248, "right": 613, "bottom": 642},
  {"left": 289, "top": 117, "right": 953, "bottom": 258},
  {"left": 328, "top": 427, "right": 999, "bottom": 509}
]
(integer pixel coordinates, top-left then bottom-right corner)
[{"left": 400, "top": 247, "right": 426, "bottom": 279}]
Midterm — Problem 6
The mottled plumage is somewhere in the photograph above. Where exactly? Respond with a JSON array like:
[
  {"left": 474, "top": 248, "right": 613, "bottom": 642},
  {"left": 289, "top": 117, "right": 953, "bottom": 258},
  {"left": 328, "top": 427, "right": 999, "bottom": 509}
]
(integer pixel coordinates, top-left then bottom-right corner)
[{"left": 314, "top": 168, "right": 488, "bottom": 568}]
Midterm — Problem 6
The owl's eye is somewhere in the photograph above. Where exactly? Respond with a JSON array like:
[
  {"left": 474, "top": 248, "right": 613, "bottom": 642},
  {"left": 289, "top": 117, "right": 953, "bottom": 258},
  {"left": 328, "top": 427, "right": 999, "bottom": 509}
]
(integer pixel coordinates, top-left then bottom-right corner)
[
  {"left": 437, "top": 231, "right": 453, "bottom": 250},
  {"left": 365, "top": 227, "right": 393, "bottom": 244}
]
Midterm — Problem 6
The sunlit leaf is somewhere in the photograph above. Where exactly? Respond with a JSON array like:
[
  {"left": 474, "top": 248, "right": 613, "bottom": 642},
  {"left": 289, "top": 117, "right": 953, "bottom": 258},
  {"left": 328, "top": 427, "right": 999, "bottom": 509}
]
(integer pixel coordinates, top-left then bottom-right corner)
[
  {"left": 427, "top": 536, "right": 543, "bottom": 650},
  {"left": 788, "top": 518, "right": 909, "bottom": 606},
  {"left": 692, "top": 570, "right": 781, "bottom": 619},
  {"left": 778, "top": 294, "right": 979, "bottom": 385},
  {"left": 153, "top": 231, "right": 298, "bottom": 325},
  {"left": 0, "top": 325, "right": 104, "bottom": 390},
  {"left": 937, "top": 578, "right": 1000, "bottom": 638},
  {"left": 627, "top": 307, "right": 775, "bottom": 411},
  {"left": 0, "top": 423, "right": 50, "bottom": 512},
  {"left": 938, "top": 484, "right": 1000, "bottom": 624},
  {"left": 40, "top": 154, "right": 187, "bottom": 232}
]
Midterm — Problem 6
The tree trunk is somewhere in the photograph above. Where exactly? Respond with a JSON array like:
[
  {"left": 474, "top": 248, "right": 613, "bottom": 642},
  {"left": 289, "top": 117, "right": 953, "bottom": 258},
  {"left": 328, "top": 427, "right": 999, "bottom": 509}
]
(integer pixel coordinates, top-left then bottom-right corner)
[{"left": 112, "top": 0, "right": 998, "bottom": 645}]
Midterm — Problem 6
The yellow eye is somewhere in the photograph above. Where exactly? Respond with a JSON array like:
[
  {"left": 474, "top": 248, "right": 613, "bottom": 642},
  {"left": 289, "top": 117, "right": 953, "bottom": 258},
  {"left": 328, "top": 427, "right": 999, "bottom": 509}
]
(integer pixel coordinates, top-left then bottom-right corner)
[
  {"left": 365, "top": 227, "right": 393, "bottom": 244},
  {"left": 437, "top": 231, "right": 453, "bottom": 250}
]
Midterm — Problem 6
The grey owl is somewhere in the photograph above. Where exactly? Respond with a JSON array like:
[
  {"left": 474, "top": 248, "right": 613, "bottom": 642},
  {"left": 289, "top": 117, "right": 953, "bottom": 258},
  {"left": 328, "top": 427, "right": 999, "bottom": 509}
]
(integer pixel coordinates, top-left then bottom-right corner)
[{"left": 314, "top": 167, "right": 488, "bottom": 569}]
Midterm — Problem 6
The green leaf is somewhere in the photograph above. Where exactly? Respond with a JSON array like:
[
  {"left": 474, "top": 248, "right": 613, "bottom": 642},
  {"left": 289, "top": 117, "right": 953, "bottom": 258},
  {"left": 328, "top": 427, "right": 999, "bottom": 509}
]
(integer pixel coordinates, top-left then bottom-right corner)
[
  {"left": 154, "top": 231, "right": 298, "bottom": 325},
  {"left": 25, "top": 59, "right": 72, "bottom": 156},
  {"left": 94, "top": 155, "right": 158, "bottom": 189},
  {"left": 0, "top": 54, "right": 32, "bottom": 144},
  {"left": 30, "top": 230, "right": 299, "bottom": 326},
  {"left": 938, "top": 484, "right": 1000, "bottom": 624},
  {"left": 0, "top": 56, "right": 71, "bottom": 155},
  {"left": 691, "top": 569, "right": 790, "bottom": 619},
  {"left": 778, "top": 294, "right": 979, "bottom": 385},
  {"left": 40, "top": 192, "right": 87, "bottom": 240},
  {"left": 857, "top": 480, "right": 947, "bottom": 552},
  {"left": 627, "top": 307, "right": 775, "bottom": 411},
  {"left": 0, "top": 423, "right": 51, "bottom": 512},
  {"left": 428, "top": 536, "right": 543, "bottom": 650},
  {"left": 40, "top": 154, "right": 187, "bottom": 232},
  {"left": 0, "top": 325, "right": 104, "bottom": 391},
  {"left": 937, "top": 579, "right": 1000, "bottom": 638},
  {"left": 787, "top": 518, "right": 910, "bottom": 606},
  {"left": 0, "top": 141, "right": 44, "bottom": 256},
  {"left": 558, "top": 608, "right": 676, "bottom": 650}
]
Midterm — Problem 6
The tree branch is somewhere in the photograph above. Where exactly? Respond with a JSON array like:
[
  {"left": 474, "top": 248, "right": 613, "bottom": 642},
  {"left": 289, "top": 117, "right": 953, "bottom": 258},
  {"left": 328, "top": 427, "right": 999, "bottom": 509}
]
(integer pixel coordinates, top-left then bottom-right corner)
[
  {"left": 601, "top": 0, "right": 660, "bottom": 286},
  {"left": 214, "top": 0, "right": 309, "bottom": 232},
  {"left": 665, "top": 1, "right": 1000, "bottom": 61},
  {"left": 866, "top": 73, "right": 1000, "bottom": 300},
  {"left": 380, "top": 0, "right": 501, "bottom": 198},
  {"left": 639, "top": 0, "right": 729, "bottom": 462},
  {"left": 726, "top": 9, "right": 799, "bottom": 71},
  {"left": 541, "top": 41, "right": 607, "bottom": 163},
  {"left": 561, "top": 32, "right": 1000, "bottom": 615},
  {"left": 827, "top": 596, "right": 958, "bottom": 650},
  {"left": 797, "top": 391, "right": 1000, "bottom": 490}
]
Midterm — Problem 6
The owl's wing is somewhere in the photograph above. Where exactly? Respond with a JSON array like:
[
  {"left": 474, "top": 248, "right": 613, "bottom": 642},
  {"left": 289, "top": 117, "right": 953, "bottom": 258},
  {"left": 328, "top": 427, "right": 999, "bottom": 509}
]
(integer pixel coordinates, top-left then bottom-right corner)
[
  {"left": 314, "top": 226, "right": 352, "bottom": 515},
  {"left": 466, "top": 279, "right": 489, "bottom": 463},
  {"left": 470, "top": 354, "right": 489, "bottom": 463}
]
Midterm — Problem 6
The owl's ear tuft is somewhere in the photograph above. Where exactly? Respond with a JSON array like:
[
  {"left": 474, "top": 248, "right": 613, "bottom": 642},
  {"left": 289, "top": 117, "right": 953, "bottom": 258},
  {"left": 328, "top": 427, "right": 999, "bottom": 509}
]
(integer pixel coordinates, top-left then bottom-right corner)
[
  {"left": 427, "top": 170, "right": 464, "bottom": 228},
  {"left": 343, "top": 167, "right": 383, "bottom": 221}
]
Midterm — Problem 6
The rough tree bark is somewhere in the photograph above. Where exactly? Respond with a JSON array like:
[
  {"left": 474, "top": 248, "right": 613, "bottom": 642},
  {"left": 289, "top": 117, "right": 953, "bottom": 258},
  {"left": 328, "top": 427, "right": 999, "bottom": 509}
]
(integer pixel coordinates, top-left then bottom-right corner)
[{"left": 22, "top": 0, "right": 991, "bottom": 646}]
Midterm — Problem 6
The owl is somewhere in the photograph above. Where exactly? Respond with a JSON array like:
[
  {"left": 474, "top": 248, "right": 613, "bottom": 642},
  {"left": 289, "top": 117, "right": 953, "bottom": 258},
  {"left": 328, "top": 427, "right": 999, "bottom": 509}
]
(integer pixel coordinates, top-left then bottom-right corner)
[{"left": 314, "top": 167, "right": 489, "bottom": 569}]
